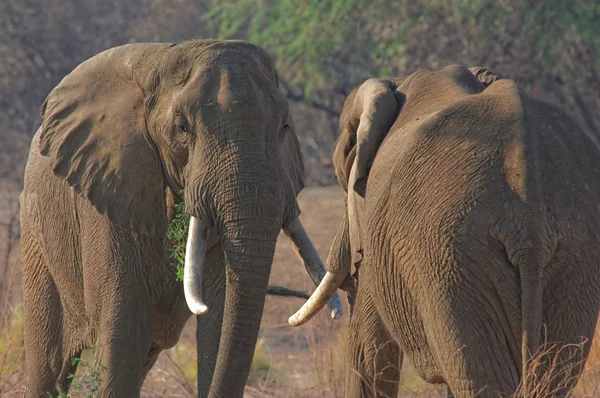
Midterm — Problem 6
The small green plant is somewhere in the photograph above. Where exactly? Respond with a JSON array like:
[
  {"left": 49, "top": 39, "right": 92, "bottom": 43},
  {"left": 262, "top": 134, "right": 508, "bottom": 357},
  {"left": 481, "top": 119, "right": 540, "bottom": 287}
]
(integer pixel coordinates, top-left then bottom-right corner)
[
  {"left": 46, "top": 347, "right": 106, "bottom": 398},
  {"left": 166, "top": 198, "right": 190, "bottom": 282},
  {"left": 67, "top": 359, "right": 105, "bottom": 397}
]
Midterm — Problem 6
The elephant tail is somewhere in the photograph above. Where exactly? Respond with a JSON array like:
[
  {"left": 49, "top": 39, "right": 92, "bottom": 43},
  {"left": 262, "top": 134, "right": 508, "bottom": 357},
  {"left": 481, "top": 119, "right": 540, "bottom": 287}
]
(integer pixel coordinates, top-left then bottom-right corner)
[
  {"left": 499, "top": 213, "right": 555, "bottom": 393},
  {"left": 518, "top": 254, "right": 545, "bottom": 395},
  {"left": 267, "top": 285, "right": 310, "bottom": 300},
  {"left": 520, "top": 263, "right": 542, "bottom": 388}
]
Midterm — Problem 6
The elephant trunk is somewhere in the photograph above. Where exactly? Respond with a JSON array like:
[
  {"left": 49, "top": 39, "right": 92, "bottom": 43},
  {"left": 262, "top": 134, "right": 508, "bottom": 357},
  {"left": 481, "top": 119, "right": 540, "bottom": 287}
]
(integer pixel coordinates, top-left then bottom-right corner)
[{"left": 210, "top": 174, "right": 282, "bottom": 395}]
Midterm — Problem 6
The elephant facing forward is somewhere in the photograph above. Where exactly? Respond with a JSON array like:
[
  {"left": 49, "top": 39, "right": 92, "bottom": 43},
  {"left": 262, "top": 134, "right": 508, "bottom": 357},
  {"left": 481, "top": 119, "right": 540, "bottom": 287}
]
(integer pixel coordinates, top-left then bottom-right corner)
[
  {"left": 291, "top": 65, "right": 600, "bottom": 397},
  {"left": 20, "top": 40, "right": 342, "bottom": 398}
]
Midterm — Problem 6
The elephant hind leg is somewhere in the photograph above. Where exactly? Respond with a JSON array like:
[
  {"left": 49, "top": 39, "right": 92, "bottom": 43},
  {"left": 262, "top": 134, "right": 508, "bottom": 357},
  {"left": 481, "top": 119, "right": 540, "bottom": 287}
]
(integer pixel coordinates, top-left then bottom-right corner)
[
  {"left": 21, "top": 236, "right": 64, "bottom": 397},
  {"left": 535, "top": 260, "right": 600, "bottom": 397},
  {"left": 426, "top": 303, "right": 520, "bottom": 398},
  {"left": 421, "top": 277, "right": 521, "bottom": 397},
  {"left": 345, "top": 287, "right": 401, "bottom": 398}
]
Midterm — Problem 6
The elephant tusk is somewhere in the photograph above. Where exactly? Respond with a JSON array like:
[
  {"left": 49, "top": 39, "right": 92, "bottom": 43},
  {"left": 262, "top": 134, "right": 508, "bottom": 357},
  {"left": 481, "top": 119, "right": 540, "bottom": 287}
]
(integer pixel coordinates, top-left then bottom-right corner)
[
  {"left": 288, "top": 271, "right": 347, "bottom": 327},
  {"left": 184, "top": 216, "right": 209, "bottom": 315},
  {"left": 283, "top": 218, "right": 343, "bottom": 320}
]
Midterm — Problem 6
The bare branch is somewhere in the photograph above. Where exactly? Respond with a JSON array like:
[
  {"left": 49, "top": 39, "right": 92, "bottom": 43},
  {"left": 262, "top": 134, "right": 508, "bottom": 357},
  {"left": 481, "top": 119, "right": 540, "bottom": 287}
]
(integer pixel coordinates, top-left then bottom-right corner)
[{"left": 279, "top": 78, "right": 341, "bottom": 118}]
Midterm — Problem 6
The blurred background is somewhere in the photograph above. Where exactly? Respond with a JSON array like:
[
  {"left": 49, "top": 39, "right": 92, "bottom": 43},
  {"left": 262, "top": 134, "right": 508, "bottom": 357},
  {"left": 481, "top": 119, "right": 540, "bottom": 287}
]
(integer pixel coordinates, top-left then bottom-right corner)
[{"left": 1, "top": 1, "right": 599, "bottom": 396}]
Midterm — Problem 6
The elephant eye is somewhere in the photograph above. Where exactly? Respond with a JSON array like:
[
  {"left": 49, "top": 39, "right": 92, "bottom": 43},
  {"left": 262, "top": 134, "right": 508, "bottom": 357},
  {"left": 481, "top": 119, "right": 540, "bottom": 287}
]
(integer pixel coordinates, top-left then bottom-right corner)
[{"left": 173, "top": 114, "right": 189, "bottom": 135}]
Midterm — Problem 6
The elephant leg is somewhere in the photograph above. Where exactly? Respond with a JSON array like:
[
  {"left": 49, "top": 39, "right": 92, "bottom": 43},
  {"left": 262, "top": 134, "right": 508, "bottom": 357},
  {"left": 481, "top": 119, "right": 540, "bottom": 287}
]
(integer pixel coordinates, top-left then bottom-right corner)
[
  {"left": 77, "top": 214, "right": 160, "bottom": 397},
  {"left": 345, "top": 287, "right": 401, "bottom": 398},
  {"left": 538, "top": 263, "right": 600, "bottom": 396},
  {"left": 21, "top": 235, "right": 64, "bottom": 398},
  {"left": 93, "top": 305, "right": 153, "bottom": 398},
  {"left": 196, "top": 244, "right": 226, "bottom": 397},
  {"left": 417, "top": 259, "right": 521, "bottom": 398},
  {"left": 88, "top": 266, "right": 154, "bottom": 396},
  {"left": 421, "top": 306, "right": 520, "bottom": 397},
  {"left": 141, "top": 344, "right": 162, "bottom": 384}
]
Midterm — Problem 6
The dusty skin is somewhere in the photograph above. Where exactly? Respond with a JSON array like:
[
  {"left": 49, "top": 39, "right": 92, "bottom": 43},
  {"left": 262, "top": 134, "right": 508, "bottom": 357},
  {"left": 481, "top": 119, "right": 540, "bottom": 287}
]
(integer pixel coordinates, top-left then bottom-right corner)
[
  {"left": 299, "top": 65, "right": 600, "bottom": 397},
  {"left": 19, "top": 40, "right": 341, "bottom": 398}
]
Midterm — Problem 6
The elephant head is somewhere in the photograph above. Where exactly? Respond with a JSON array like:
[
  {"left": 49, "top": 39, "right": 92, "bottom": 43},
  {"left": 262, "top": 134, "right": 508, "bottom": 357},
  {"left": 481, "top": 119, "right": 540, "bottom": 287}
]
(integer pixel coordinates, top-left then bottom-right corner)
[
  {"left": 289, "top": 66, "right": 502, "bottom": 326},
  {"left": 38, "top": 40, "right": 341, "bottom": 392},
  {"left": 288, "top": 78, "right": 404, "bottom": 325}
]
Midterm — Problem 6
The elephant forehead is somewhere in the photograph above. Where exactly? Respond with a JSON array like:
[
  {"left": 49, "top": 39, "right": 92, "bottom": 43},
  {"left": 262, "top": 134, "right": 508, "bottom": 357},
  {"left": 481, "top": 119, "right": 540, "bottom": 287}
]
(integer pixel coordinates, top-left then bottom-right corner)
[
  {"left": 178, "top": 65, "right": 282, "bottom": 116},
  {"left": 215, "top": 67, "right": 258, "bottom": 107}
]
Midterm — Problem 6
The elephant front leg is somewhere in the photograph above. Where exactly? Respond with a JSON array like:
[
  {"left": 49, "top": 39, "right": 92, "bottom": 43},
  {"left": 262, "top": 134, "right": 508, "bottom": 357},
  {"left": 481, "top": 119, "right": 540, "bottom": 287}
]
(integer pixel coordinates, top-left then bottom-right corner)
[
  {"left": 140, "top": 344, "right": 162, "bottom": 384},
  {"left": 21, "top": 235, "right": 78, "bottom": 398},
  {"left": 345, "top": 288, "right": 402, "bottom": 398},
  {"left": 92, "top": 297, "right": 154, "bottom": 398}
]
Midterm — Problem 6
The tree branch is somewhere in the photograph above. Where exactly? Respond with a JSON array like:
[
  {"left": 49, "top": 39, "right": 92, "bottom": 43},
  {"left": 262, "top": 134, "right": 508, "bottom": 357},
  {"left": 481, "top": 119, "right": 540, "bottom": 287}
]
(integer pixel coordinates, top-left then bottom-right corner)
[{"left": 279, "top": 78, "right": 340, "bottom": 118}]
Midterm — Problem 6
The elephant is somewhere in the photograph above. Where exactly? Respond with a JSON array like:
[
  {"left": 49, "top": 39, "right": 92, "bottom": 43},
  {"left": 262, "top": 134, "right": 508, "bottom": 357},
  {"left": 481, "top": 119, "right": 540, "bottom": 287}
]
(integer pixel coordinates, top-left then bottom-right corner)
[
  {"left": 19, "top": 39, "right": 342, "bottom": 398},
  {"left": 289, "top": 65, "right": 600, "bottom": 397}
]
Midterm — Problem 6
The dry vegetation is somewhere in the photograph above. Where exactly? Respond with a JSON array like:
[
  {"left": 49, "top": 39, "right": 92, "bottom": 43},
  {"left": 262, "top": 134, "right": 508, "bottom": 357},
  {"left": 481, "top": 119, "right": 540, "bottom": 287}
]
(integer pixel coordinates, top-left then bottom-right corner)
[
  {"left": 1, "top": 1, "right": 599, "bottom": 395},
  {"left": 1, "top": 185, "right": 599, "bottom": 397}
]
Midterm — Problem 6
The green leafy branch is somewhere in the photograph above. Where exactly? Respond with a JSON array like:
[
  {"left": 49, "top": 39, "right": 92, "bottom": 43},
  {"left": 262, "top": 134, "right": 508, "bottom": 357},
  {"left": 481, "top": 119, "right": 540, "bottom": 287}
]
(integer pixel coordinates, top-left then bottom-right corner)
[
  {"left": 167, "top": 199, "right": 189, "bottom": 282},
  {"left": 205, "top": 0, "right": 599, "bottom": 96}
]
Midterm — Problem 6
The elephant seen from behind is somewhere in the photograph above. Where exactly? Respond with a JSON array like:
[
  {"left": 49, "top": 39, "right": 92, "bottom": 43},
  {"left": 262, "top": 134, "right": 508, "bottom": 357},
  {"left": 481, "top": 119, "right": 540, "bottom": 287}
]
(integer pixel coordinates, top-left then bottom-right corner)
[{"left": 291, "top": 65, "right": 600, "bottom": 397}]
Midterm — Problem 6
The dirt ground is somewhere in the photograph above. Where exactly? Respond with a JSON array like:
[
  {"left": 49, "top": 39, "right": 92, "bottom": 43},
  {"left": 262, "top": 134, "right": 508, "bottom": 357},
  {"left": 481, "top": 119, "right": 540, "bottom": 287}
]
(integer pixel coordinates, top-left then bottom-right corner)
[{"left": 1, "top": 185, "right": 599, "bottom": 397}]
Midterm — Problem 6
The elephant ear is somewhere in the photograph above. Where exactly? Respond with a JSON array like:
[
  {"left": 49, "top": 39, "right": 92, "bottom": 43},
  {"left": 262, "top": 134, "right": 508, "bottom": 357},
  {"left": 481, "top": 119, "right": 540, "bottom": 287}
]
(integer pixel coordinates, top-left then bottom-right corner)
[
  {"left": 39, "top": 45, "right": 168, "bottom": 237},
  {"left": 342, "top": 79, "right": 402, "bottom": 270},
  {"left": 333, "top": 88, "right": 359, "bottom": 192},
  {"left": 278, "top": 112, "right": 305, "bottom": 197},
  {"left": 350, "top": 79, "right": 403, "bottom": 198},
  {"left": 468, "top": 67, "right": 502, "bottom": 88}
]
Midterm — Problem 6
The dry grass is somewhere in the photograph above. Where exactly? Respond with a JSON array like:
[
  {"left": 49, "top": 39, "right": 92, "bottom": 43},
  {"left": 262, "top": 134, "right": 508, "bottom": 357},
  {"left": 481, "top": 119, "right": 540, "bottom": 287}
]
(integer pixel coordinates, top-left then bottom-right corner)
[
  {"left": 0, "top": 264, "right": 25, "bottom": 397},
  {"left": 510, "top": 340, "right": 587, "bottom": 398},
  {"left": 1, "top": 184, "right": 600, "bottom": 397}
]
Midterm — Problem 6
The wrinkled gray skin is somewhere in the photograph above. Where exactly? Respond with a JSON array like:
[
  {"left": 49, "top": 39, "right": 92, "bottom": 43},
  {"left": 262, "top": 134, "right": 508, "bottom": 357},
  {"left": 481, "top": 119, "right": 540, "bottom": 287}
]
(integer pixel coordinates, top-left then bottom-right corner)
[
  {"left": 292, "top": 65, "right": 600, "bottom": 397},
  {"left": 20, "top": 40, "right": 341, "bottom": 398}
]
